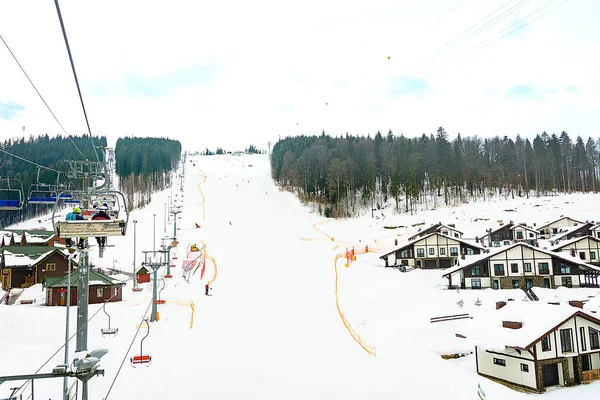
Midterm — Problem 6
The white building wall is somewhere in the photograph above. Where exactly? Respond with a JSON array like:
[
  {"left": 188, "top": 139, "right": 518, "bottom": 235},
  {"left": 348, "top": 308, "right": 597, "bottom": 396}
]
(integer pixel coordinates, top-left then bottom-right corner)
[
  {"left": 592, "top": 353, "right": 600, "bottom": 369},
  {"left": 477, "top": 347, "right": 537, "bottom": 389},
  {"left": 465, "top": 277, "right": 491, "bottom": 289}
]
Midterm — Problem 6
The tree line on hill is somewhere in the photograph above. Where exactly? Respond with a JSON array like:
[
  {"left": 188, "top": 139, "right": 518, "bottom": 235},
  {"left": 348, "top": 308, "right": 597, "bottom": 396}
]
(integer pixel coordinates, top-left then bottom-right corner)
[
  {"left": 270, "top": 129, "right": 600, "bottom": 217},
  {"left": 202, "top": 144, "right": 265, "bottom": 155},
  {"left": 0, "top": 134, "right": 107, "bottom": 227},
  {"left": 115, "top": 137, "right": 181, "bottom": 210}
]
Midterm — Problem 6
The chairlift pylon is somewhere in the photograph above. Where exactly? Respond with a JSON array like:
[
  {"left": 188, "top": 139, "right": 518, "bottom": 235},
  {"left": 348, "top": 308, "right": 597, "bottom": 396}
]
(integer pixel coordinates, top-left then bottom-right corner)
[
  {"left": 100, "top": 302, "right": 118, "bottom": 335},
  {"left": 0, "top": 177, "right": 24, "bottom": 210},
  {"left": 130, "top": 318, "right": 152, "bottom": 367}
]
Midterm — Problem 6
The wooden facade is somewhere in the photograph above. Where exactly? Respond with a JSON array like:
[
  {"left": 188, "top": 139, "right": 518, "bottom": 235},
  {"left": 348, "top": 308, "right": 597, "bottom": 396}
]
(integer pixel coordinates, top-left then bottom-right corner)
[
  {"left": 45, "top": 269, "right": 124, "bottom": 306},
  {"left": 0, "top": 246, "right": 75, "bottom": 291}
]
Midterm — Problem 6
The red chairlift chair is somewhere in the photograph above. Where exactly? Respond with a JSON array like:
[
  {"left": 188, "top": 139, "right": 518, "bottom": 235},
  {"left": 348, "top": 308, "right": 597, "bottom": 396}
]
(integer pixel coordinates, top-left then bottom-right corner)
[{"left": 131, "top": 319, "right": 152, "bottom": 367}]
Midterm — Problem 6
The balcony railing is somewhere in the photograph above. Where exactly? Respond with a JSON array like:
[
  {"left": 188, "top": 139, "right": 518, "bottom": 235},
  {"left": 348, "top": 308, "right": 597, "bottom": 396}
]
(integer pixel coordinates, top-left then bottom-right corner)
[{"left": 582, "top": 368, "right": 600, "bottom": 382}]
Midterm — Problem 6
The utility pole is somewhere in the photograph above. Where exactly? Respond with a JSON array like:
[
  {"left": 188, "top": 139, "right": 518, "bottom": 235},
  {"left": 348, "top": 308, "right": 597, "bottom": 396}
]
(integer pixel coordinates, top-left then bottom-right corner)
[
  {"left": 153, "top": 214, "right": 156, "bottom": 252},
  {"left": 132, "top": 220, "right": 142, "bottom": 292}
]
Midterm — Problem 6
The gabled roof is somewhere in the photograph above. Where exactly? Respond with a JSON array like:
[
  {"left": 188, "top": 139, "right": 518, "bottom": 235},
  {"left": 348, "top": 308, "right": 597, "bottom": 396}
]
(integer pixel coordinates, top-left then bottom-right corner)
[
  {"left": 381, "top": 231, "right": 484, "bottom": 259},
  {"left": 550, "top": 223, "right": 594, "bottom": 243},
  {"left": 510, "top": 224, "right": 539, "bottom": 234},
  {"left": 407, "top": 222, "right": 463, "bottom": 241},
  {"left": 1, "top": 246, "right": 75, "bottom": 269},
  {"left": 441, "top": 242, "right": 600, "bottom": 278},
  {"left": 458, "top": 302, "right": 600, "bottom": 351},
  {"left": 483, "top": 222, "right": 539, "bottom": 239},
  {"left": 46, "top": 269, "right": 124, "bottom": 288},
  {"left": 0, "top": 229, "right": 55, "bottom": 244},
  {"left": 550, "top": 235, "right": 600, "bottom": 251},
  {"left": 537, "top": 216, "right": 584, "bottom": 231}
]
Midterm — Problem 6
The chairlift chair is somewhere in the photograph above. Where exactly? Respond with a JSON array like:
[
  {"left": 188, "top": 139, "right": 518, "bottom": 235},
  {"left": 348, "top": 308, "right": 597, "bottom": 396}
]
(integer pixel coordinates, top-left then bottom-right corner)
[
  {"left": 154, "top": 279, "right": 166, "bottom": 304},
  {"left": 52, "top": 190, "right": 129, "bottom": 239},
  {"left": 100, "top": 302, "right": 118, "bottom": 335},
  {"left": 0, "top": 177, "right": 24, "bottom": 210},
  {"left": 130, "top": 318, "right": 152, "bottom": 367}
]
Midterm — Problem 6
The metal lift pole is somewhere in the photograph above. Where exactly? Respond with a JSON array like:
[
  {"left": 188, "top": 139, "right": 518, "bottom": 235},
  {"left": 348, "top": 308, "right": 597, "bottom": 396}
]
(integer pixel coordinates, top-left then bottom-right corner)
[
  {"left": 151, "top": 264, "right": 159, "bottom": 322},
  {"left": 76, "top": 249, "right": 89, "bottom": 352},
  {"left": 63, "top": 255, "right": 72, "bottom": 400}
]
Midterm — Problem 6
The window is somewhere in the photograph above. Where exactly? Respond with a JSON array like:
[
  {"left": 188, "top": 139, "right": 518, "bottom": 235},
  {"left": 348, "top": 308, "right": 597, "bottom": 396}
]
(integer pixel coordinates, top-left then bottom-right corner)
[
  {"left": 539, "top": 263, "right": 549, "bottom": 274},
  {"left": 592, "top": 251, "right": 597, "bottom": 260},
  {"left": 114, "top": 287, "right": 119, "bottom": 296},
  {"left": 524, "top": 263, "right": 532, "bottom": 273},
  {"left": 493, "top": 242, "right": 501, "bottom": 247},
  {"left": 521, "top": 363, "right": 529, "bottom": 372},
  {"left": 417, "top": 248, "right": 424, "bottom": 257},
  {"left": 442, "top": 231, "right": 448, "bottom": 236},
  {"left": 494, "top": 264, "right": 505, "bottom": 276},
  {"left": 450, "top": 247, "right": 458, "bottom": 257},
  {"left": 429, "top": 248, "right": 435, "bottom": 256},
  {"left": 512, "top": 280, "right": 520, "bottom": 289},
  {"left": 560, "top": 264, "right": 571, "bottom": 274},
  {"left": 504, "top": 241, "right": 510, "bottom": 246},
  {"left": 590, "top": 328, "right": 600, "bottom": 350},
  {"left": 529, "top": 232, "right": 534, "bottom": 238},
  {"left": 581, "top": 327, "right": 587, "bottom": 351},
  {"left": 46, "top": 263, "right": 56, "bottom": 272},
  {"left": 541, "top": 335, "right": 551, "bottom": 351},
  {"left": 560, "top": 329, "right": 573, "bottom": 353},
  {"left": 562, "top": 277, "right": 573, "bottom": 288},
  {"left": 503, "top": 232, "right": 510, "bottom": 240},
  {"left": 493, "top": 358, "right": 506, "bottom": 367},
  {"left": 471, "top": 278, "right": 481, "bottom": 289},
  {"left": 401, "top": 250, "right": 408, "bottom": 258},
  {"left": 467, "top": 248, "right": 474, "bottom": 255},
  {"left": 493, "top": 233, "right": 500, "bottom": 241},
  {"left": 552, "top": 228, "right": 558, "bottom": 234},
  {"left": 580, "top": 252, "right": 586, "bottom": 260},
  {"left": 516, "top": 231, "right": 524, "bottom": 240},
  {"left": 440, "top": 248, "right": 446, "bottom": 255},
  {"left": 96, "top": 288, "right": 104, "bottom": 297},
  {"left": 511, "top": 263, "right": 519, "bottom": 273},
  {"left": 454, "top": 233, "right": 459, "bottom": 238},
  {"left": 472, "top": 265, "right": 481, "bottom": 276}
]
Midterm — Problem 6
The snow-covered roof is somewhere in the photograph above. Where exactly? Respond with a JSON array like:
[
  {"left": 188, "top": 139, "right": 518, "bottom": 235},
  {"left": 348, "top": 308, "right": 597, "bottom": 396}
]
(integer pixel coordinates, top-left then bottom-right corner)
[
  {"left": 549, "top": 235, "right": 600, "bottom": 251},
  {"left": 0, "top": 229, "right": 55, "bottom": 245},
  {"left": 537, "top": 216, "right": 584, "bottom": 231},
  {"left": 1, "top": 246, "right": 56, "bottom": 268},
  {"left": 381, "top": 231, "right": 484, "bottom": 259},
  {"left": 441, "top": 242, "right": 600, "bottom": 278},
  {"left": 407, "top": 223, "right": 463, "bottom": 241},
  {"left": 510, "top": 224, "right": 539, "bottom": 234},
  {"left": 550, "top": 223, "right": 594, "bottom": 243},
  {"left": 458, "top": 302, "right": 600, "bottom": 351}
]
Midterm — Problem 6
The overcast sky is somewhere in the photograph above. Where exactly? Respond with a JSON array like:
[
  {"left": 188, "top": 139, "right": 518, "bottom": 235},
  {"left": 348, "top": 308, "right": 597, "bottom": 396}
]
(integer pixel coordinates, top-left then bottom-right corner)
[{"left": 0, "top": 0, "right": 598, "bottom": 152}]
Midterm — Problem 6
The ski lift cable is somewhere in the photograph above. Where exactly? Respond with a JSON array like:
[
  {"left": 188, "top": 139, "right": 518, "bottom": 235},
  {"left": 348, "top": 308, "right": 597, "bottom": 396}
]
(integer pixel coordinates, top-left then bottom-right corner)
[
  {"left": 392, "top": 0, "right": 573, "bottom": 96},
  {"left": 12, "top": 287, "right": 125, "bottom": 397},
  {"left": 53, "top": 0, "right": 100, "bottom": 164},
  {"left": 388, "top": 0, "right": 522, "bottom": 87},
  {"left": 0, "top": 148, "right": 66, "bottom": 175},
  {"left": 0, "top": 33, "right": 88, "bottom": 161},
  {"left": 103, "top": 299, "right": 153, "bottom": 400}
]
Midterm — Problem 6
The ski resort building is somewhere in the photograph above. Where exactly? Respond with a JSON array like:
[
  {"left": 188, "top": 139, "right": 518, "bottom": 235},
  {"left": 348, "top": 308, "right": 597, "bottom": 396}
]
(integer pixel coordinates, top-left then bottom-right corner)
[
  {"left": 45, "top": 269, "right": 124, "bottom": 306},
  {"left": 380, "top": 232, "right": 483, "bottom": 269},
  {"left": 442, "top": 243, "right": 600, "bottom": 290},
  {"left": 548, "top": 222, "right": 595, "bottom": 246},
  {"left": 537, "top": 217, "right": 585, "bottom": 239},
  {"left": 480, "top": 222, "right": 539, "bottom": 247},
  {"left": 0, "top": 246, "right": 75, "bottom": 291},
  {"left": 407, "top": 222, "right": 464, "bottom": 241},
  {"left": 459, "top": 302, "right": 600, "bottom": 392},
  {"left": 551, "top": 236, "right": 600, "bottom": 265},
  {"left": 0, "top": 229, "right": 56, "bottom": 247}
]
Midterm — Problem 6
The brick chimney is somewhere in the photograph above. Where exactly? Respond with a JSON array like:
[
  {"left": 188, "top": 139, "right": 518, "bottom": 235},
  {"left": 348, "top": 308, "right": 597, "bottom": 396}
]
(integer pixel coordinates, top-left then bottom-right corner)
[{"left": 503, "top": 320, "right": 523, "bottom": 329}]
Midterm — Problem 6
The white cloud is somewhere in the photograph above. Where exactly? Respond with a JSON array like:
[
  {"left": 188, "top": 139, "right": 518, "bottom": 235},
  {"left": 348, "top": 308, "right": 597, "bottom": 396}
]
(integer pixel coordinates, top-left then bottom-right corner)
[{"left": 0, "top": 0, "right": 598, "bottom": 152}]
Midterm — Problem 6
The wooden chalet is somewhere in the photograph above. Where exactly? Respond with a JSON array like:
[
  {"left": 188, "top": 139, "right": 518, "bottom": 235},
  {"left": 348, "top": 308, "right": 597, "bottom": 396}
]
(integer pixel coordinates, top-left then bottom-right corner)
[
  {"left": 0, "top": 246, "right": 76, "bottom": 291},
  {"left": 407, "top": 222, "right": 463, "bottom": 241},
  {"left": 459, "top": 302, "right": 600, "bottom": 392},
  {"left": 442, "top": 242, "right": 600, "bottom": 290},
  {"left": 481, "top": 222, "right": 539, "bottom": 247},
  {"left": 45, "top": 269, "right": 124, "bottom": 306},
  {"left": 380, "top": 232, "right": 483, "bottom": 269},
  {"left": 551, "top": 236, "right": 600, "bottom": 266},
  {"left": 537, "top": 217, "right": 585, "bottom": 239}
]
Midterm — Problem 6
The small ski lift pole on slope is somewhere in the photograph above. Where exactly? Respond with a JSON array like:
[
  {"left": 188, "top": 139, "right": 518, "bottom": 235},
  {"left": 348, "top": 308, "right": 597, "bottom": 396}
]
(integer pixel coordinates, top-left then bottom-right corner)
[
  {"left": 100, "top": 302, "right": 118, "bottom": 336},
  {"left": 131, "top": 318, "right": 152, "bottom": 367}
]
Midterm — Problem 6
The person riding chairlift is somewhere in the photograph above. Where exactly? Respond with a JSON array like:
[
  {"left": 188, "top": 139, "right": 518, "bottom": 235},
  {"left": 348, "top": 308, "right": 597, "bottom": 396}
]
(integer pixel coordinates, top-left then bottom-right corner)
[
  {"left": 91, "top": 204, "right": 110, "bottom": 247},
  {"left": 65, "top": 206, "right": 86, "bottom": 249}
]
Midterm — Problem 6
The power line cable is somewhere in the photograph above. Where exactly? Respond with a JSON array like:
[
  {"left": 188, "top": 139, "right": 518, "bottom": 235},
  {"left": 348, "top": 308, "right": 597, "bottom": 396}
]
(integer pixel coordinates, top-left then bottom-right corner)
[
  {"left": 391, "top": 0, "right": 574, "bottom": 96},
  {"left": 13, "top": 286, "right": 125, "bottom": 397},
  {"left": 103, "top": 299, "right": 153, "bottom": 399},
  {"left": 0, "top": 33, "right": 87, "bottom": 160},
  {"left": 54, "top": 0, "right": 100, "bottom": 163},
  {"left": 0, "top": 148, "right": 66, "bottom": 174}
]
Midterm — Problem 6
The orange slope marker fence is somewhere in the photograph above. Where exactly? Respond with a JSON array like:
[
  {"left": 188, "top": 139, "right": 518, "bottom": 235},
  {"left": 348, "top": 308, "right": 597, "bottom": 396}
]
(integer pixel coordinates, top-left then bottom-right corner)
[
  {"left": 196, "top": 168, "right": 207, "bottom": 222},
  {"left": 313, "top": 220, "right": 335, "bottom": 242},
  {"left": 334, "top": 253, "right": 376, "bottom": 357},
  {"left": 190, "top": 300, "right": 195, "bottom": 329}
]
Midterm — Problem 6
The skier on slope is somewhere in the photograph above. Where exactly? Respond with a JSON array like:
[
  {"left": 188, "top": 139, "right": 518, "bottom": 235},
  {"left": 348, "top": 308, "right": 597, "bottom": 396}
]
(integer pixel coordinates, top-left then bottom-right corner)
[{"left": 205, "top": 283, "right": 210, "bottom": 296}]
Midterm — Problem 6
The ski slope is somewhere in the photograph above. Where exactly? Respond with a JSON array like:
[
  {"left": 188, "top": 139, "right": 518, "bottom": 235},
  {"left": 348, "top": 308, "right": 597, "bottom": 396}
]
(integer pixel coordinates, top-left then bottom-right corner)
[{"left": 2, "top": 154, "right": 600, "bottom": 399}]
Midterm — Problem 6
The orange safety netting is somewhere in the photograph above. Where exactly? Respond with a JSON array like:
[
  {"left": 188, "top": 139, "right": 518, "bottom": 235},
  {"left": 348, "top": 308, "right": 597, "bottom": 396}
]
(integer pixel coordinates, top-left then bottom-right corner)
[{"left": 197, "top": 168, "right": 207, "bottom": 222}]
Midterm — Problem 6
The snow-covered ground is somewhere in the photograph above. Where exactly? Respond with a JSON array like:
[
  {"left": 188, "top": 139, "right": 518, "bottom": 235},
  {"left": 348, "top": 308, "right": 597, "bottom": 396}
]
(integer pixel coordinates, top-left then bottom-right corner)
[{"left": 2, "top": 153, "right": 600, "bottom": 399}]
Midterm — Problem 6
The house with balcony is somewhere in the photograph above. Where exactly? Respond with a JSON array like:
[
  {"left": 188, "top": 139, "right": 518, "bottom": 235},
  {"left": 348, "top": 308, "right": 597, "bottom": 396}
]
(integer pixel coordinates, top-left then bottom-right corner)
[
  {"left": 550, "top": 236, "right": 600, "bottom": 266},
  {"left": 537, "top": 217, "right": 585, "bottom": 239},
  {"left": 407, "top": 222, "right": 464, "bottom": 241},
  {"left": 441, "top": 242, "right": 600, "bottom": 290},
  {"left": 457, "top": 302, "right": 600, "bottom": 392},
  {"left": 481, "top": 222, "right": 539, "bottom": 247},
  {"left": 380, "top": 232, "right": 483, "bottom": 269}
]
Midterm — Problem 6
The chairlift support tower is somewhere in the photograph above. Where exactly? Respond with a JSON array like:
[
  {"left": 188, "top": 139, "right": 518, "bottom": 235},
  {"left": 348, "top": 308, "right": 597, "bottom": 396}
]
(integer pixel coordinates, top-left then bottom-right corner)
[{"left": 142, "top": 250, "right": 167, "bottom": 322}]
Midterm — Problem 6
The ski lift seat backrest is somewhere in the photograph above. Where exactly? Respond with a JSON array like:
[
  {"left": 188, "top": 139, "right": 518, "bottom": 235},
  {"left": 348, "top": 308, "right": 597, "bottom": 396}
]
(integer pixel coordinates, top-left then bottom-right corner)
[
  {"left": 0, "top": 178, "right": 24, "bottom": 210},
  {"left": 55, "top": 219, "right": 127, "bottom": 238}
]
